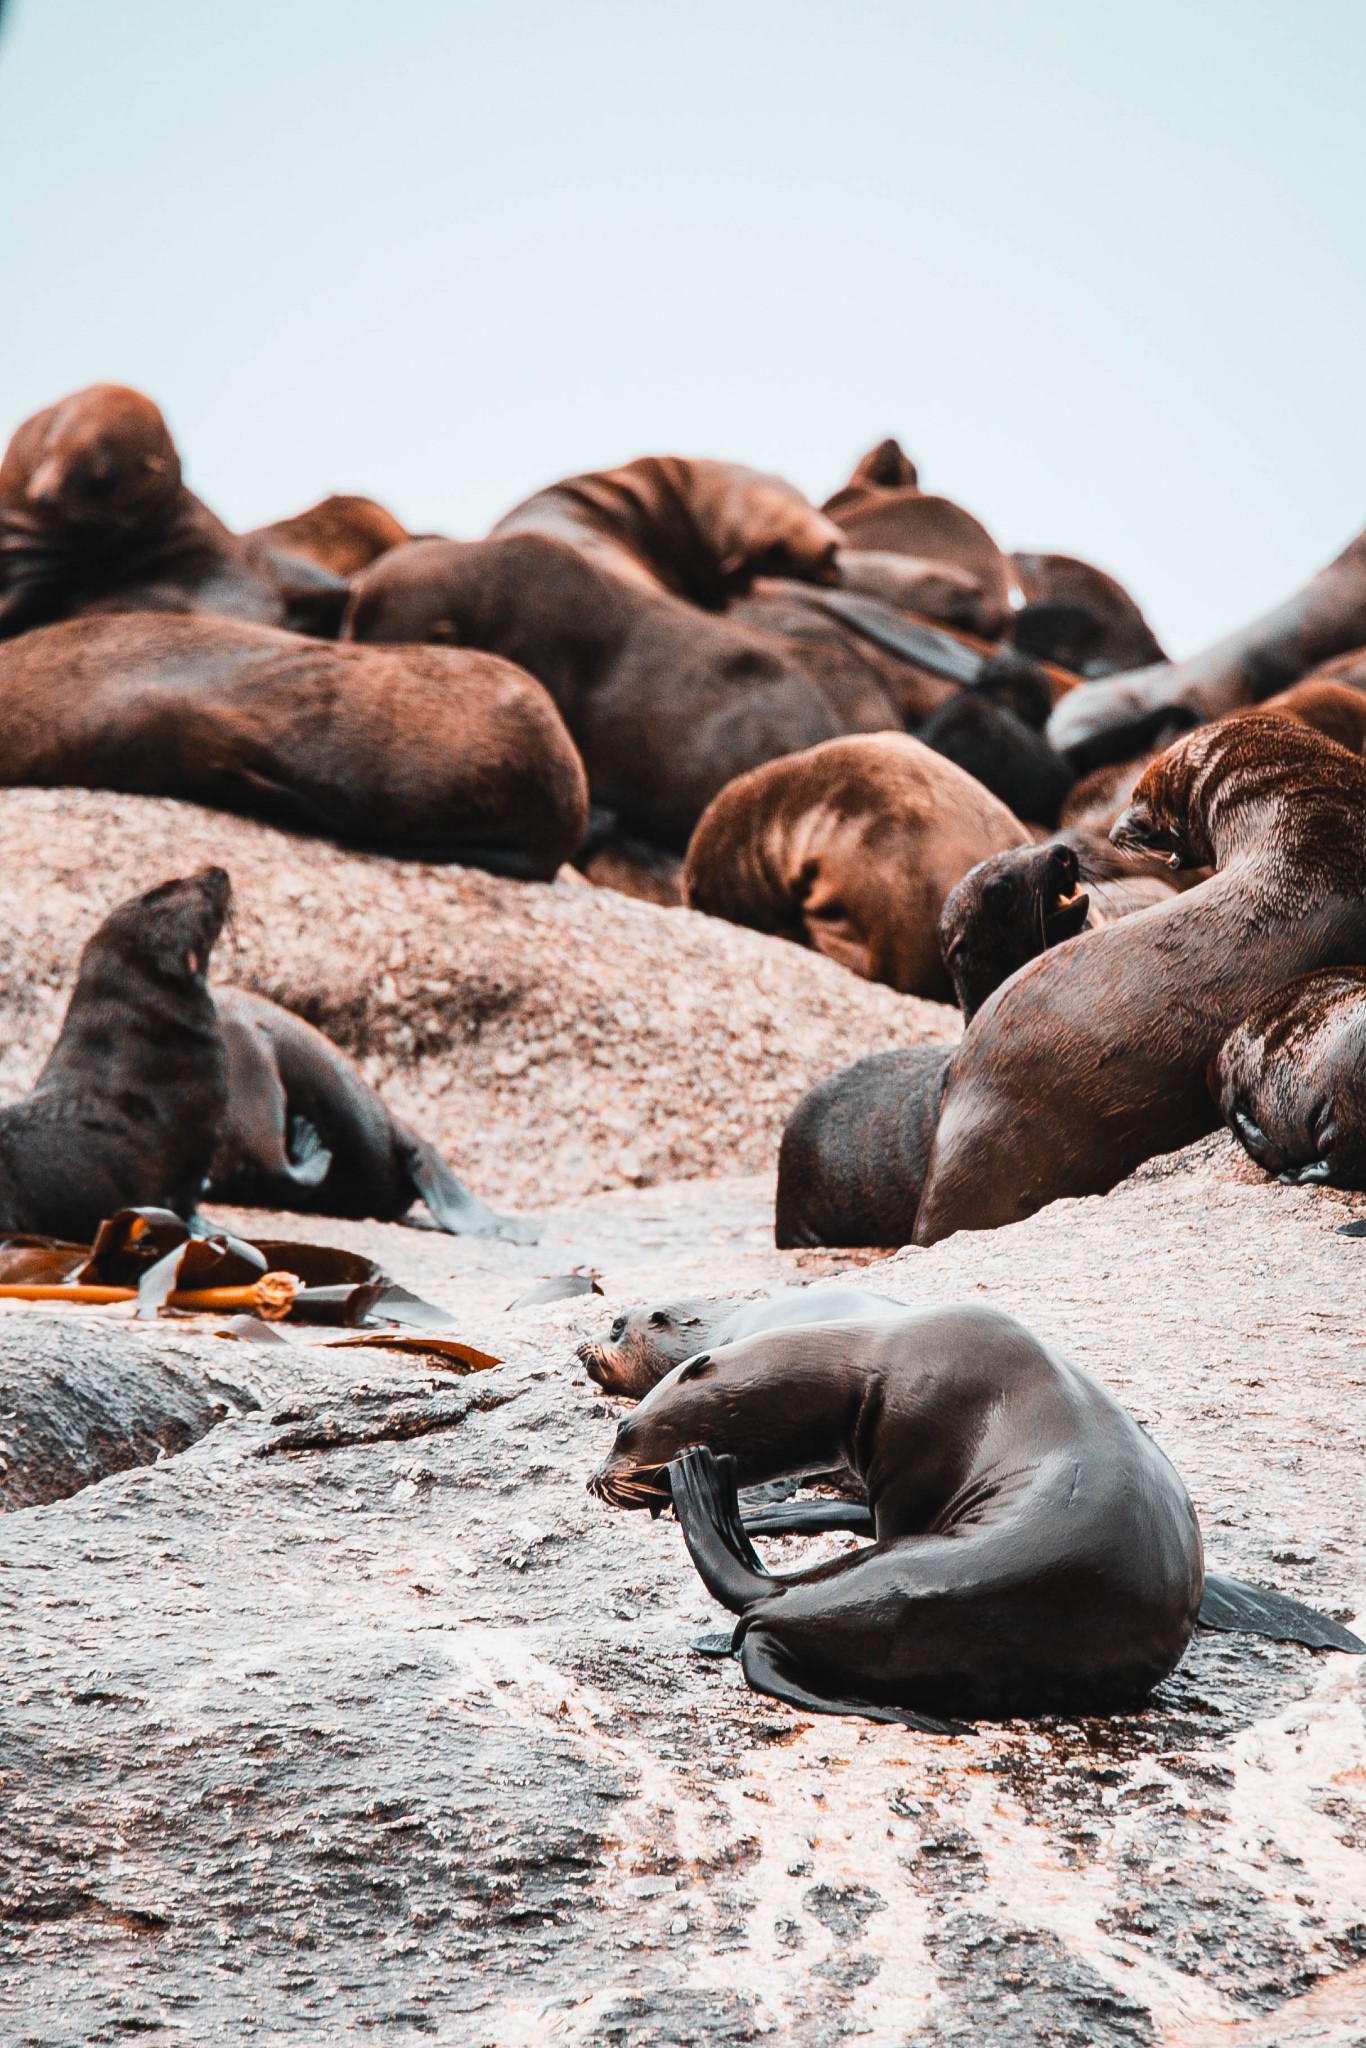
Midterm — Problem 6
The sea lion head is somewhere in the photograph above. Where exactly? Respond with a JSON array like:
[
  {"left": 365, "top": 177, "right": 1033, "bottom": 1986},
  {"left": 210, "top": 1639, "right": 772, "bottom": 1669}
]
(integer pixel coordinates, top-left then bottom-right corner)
[
  {"left": 849, "top": 436, "right": 919, "bottom": 494},
  {"left": 88, "top": 866, "right": 232, "bottom": 992},
  {"left": 940, "top": 841, "right": 1089, "bottom": 1019},
  {"left": 693, "top": 464, "right": 843, "bottom": 590},
  {"left": 15, "top": 384, "right": 182, "bottom": 531},
  {"left": 576, "top": 1299, "right": 714, "bottom": 1400}
]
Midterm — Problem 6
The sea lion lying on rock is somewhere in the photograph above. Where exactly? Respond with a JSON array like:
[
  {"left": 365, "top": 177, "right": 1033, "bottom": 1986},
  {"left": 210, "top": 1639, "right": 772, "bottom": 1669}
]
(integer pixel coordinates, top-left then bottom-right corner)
[
  {"left": 0, "top": 869, "right": 230, "bottom": 1239},
  {"left": 1048, "top": 521, "right": 1366, "bottom": 769},
  {"left": 346, "top": 533, "right": 863, "bottom": 848},
  {"left": 774, "top": 1045, "right": 955, "bottom": 1249},
  {"left": 1010, "top": 551, "right": 1167, "bottom": 677},
  {"left": 1211, "top": 969, "right": 1366, "bottom": 1187},
  {"left": 914, "top": 715, "right": 1366, "bottom": 1242},
  {"left": 938, "top": 830, "right": 1188, "bottom": 1020},
  {"left": 0, "top": 383, "right": 342, "bottom": 638},
  {"left": 577, "top": 1281, "right": 907, "bottom": 1399},
  {"left": 492, "top": 455, "right": 842, "bottom": 608},
  {"left": 245, "top": 493, "right": 409, "bottom": 579},
  {"left": 591, "top": 1306, "right": 1361, "bottom": 1726},
  {"left": 682, "top": 732, "right": 1030, "bottom": 998},
  {"left": 0, "top": 611, "right": 588, "bottom": 878},
  {"left": 207, "top": 989, "right": 536, "bottom": 1240}
]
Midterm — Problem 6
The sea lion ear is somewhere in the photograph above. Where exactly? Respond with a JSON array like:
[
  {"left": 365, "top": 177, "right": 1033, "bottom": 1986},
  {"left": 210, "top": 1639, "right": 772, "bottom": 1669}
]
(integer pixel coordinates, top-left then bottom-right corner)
[
  {"left": 677, "top": 1352, "right": 714, "bottom": 1383},
  {"left": 649, "top": 1310, "right": 673, "bottom": 1329}
]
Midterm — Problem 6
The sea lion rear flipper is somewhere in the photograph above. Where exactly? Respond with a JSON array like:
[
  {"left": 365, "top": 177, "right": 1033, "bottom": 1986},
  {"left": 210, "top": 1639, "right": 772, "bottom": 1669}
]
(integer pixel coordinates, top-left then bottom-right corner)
[
  {"left": 285, "top": 1116, "right": 333, "bottom": 1190},
  {"left": 738, "top": 1624, "right": 970, "bottom": 1735},
  {"left": 669, "top": 1446, "right": 773, "bottom": 1613},
  {"left": 742, "top": 1501, "right": 876, "bottom": 1538},
  {"left": 403, "top": 1136, "right": 539, "bottom": 1245},
  {"left": 1198, "top": 1571, "right": 1365, "bottom": 1652}
]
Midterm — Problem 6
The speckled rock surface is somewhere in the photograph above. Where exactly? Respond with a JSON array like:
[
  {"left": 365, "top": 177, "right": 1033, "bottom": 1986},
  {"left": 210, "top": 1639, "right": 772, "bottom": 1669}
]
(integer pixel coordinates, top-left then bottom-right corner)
[
  {"left": 0, "top": 787, "right": 956, "bottom": 1210},
  {"left": 0, "top": 1139, "right": 1362, "bottom": 2045}
]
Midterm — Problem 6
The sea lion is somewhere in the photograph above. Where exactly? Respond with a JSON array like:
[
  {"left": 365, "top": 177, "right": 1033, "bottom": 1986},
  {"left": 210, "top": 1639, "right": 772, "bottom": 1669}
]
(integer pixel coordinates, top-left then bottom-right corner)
[
  {"left": 345, "top": 533, "right": 872, "bottom": 849},
  {"left": 938, "top": 830, "right": 1188, "bottom": 1020},
  {"left": 1211, "top": 969, "right": 1366, "bottom": 1187},
  {"left": 724, "top": 579, "right": 958, "bottom": 728},
  {"left": 206, "top": 990, "right": 536, "bottom": 1240},
  {"left": 775, "top": 1045, "right": 955, "bottom": 1249},
  {"left": 833, "top": 550, "right": 990, "bottom": 634},
  {"left": 1048, "top": 523, "right": 1366, "bottom": 769},
  {"left": 0, "top": 612, "right": 588, "bottom": 879},
  {"left": 915, "top": 689, "right": 1075, "bottom": 827},
  {"left": 681, "top": 733, "right": 1031, "bottom": 999},
  {"left": 590, "top": 1306, "right": 1205, "bottom": 1725},
  {"left": 914, "top": 715, "right": 1366, "bottom": 1243},
  {"left": 0, "top": 383, "right": 342, "bottom": 638},
  {"left": 1250, "top": 678, "right": 1366, "bottom": 754},
  {"left": 1010, "top": 551, "right": 1167, "bottom": 677},
  {"left": 244, "top": 493, "right": 409, "bottom": 579},
  {"left": 821, "top": 436, "right": 919, "bottom": 521},
  {"left": 826, "top": 472, "right": 1015, "bottom": 641},
  {"left": 0, "top": 870, "right": 230, "bottom": 1239},
  {"left": 1058, "top": 749, "right": 1162, "bottom": 832},
  {"left": 577, "top": 1281, "right": 908, "bottom": 1399},
  {"left": 492, "top": 455, "right": 842, "bottom": 609}
]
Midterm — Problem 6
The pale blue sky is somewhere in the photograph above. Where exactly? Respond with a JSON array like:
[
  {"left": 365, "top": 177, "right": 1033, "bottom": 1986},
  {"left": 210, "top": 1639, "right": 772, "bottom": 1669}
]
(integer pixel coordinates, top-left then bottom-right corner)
[{"left": 1, "top": 1, "right": 1362, "bottom": 651}]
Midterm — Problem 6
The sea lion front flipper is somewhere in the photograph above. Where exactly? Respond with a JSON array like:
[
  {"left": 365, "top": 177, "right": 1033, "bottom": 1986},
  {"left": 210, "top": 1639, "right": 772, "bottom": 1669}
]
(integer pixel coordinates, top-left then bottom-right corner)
[
  {"left": 284, "top": 1116, "right": 333, "bottom": 1190},
  {"left": 403, "top": 1136, "right": 539, "bottom": 1245},
  {"left": 1198, "top": 1572, "right": 1365, "bottom": 1652},
  {"left": 669, "top": 1446, "right": 773, "bottom": 1613},
  {"left": 737, "top": 1623, "right": 970, "bottom": 1735},
  {"left": 742, "top": 1501, "right": 876, "bottom": 1538}
]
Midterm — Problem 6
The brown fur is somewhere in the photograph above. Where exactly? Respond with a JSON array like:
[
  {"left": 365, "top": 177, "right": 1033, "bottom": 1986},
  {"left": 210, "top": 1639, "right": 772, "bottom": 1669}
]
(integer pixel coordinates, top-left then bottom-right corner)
[
  {"left": 0, "top": 384, "right": 311, "bottom": 637},
  {"left": 1058, "top": 751, "right": 1158, "bottom": 831},
  {"left": 1010, "top": 551, "right": 1167, "bottom": 676},
  {"left": 915, "top": 715, "right": 1366, "bottom": 1242},
  {"left": 0, "top": 612, "right": 588, "bottom": 878},
  {"left": 821, "top": 437, "right": 919, "bottom": 520},
  {"left": 829, "top": 488, "right": 1013, "bottom": 639},
  {"left": 492, "top": 455, "right": 842, "bottom": 609},
  {"left": 725, "top": 579, "right": 959, "bottom": 727},
  {"left": 682, "top": 732, "right": 1030, "bottom": 999},
  {"left": 833, "top": 549, "right": 995, "bottom": 636},
  {"left": 1212, "top": 968, "right": 1366, "bottom": 1186},
  {"left": 245, "top": 494, "right": 409, "bottom": 579},
  {"left": 1254, "top": 678, "right": 1366, "bottom": 755}
]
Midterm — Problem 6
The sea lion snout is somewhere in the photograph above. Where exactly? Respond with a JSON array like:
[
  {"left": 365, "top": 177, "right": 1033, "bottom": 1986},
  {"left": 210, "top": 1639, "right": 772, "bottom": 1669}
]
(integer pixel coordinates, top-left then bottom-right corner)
[{"left": 1110, "top": 799, "right": 1184, "bottom": 867}]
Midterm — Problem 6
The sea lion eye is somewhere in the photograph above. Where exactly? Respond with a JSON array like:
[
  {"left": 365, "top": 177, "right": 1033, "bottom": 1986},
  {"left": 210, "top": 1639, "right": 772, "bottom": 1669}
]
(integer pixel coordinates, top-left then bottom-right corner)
[{"left": 610, "top": 1316, "right": 627, "bottom": 1342}]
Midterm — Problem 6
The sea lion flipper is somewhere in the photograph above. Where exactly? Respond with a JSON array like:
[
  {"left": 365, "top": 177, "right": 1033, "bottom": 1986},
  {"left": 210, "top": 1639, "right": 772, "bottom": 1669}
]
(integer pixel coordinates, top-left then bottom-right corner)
[
  {"left": 741, "top": 1501, "right": 876, "bottom": 1538},
  {"left": 1198, "top": 1571, "right": 1365, "bottom": 1652},
  {"left": 737, "top": 1624, "right": 970, "bottom": 1735},
  {"left": 403, "top": 1137, "right": 539, "bottom": 1245},
  {"left": 668, "top": 1447, "right": 772, "bottom": 1613},
  {"left": 285, "top": 1116, "right": 333, "bottom": 1189}
]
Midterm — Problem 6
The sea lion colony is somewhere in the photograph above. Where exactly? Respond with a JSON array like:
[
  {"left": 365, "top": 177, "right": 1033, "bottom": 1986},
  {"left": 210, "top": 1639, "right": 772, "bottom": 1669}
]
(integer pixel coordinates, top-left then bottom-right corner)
[{"left": 1, "top": 380, "right": 1364, "bottom": 1728}]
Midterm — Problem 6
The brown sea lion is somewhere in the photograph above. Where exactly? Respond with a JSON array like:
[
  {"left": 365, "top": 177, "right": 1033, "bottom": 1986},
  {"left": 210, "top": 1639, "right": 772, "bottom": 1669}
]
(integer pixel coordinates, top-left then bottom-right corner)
[
  {"left": 682, "top": 733, "right": 1030, "bottom": 998},
  {"left": 1298, "top": 645, "right": 1366, "bottom": 692},
  {"left": 833, "top": 550, "right": 989, "bottom": 633},
  {"left": 345, "top": 533, "right": 878, "bottom": 849},
  {"left": 914, "top": 716, "right": 1366, "bottom": 1243},
  {"left": 491, "top": 455, "right": 842, "bottom": 609},
  {"left": 831, "top": 490, "right": 1014, "bottom": 640},
  {"left": 1048, "top": 523, "right": 1366, "bottom": 769},
  {"left": 821, "top": 436, "right": 919, "bottom": 521},
  {"left": 577, "top": 1281, "right": 908, "bottom": 1399},
  {"left": 1010, "top": 551, "right": 1167, "bottom": 677},
  {"left": 774, "top": 1045, "right": 955, "bottom": 1248},
  {"left": 1211, "top": 969, "right": 1366, "bottom": 1187},
  {"left": 724, "top": 579, "right": 958, "bottom": 728},
  {"left": 0, "top": 612, "right": 588, "bottom": 878},
  {"left": 245, "top": 493, "right": 409, "bottom": 579},
  {"left": 590, "top": 1306, "right": 1204, "bottom": 1725},
  {"left": 1251, "top": 678, "right": 1366, "bottom": 754},
  {"left": 0, "top": 384, "right": 342, "bottom": 638},
  {"left": 207, "top": 989, "right": 537, "bottom": 1240},
  {"left": 0, "top": 870, "right": 230, "bottom": 1239},
  {"left": 589, "top": 1306, "right": 1362, "bottom": 1725},
  {"left": 938, "top": 830, "right": 1189, "bottom": 1020}
]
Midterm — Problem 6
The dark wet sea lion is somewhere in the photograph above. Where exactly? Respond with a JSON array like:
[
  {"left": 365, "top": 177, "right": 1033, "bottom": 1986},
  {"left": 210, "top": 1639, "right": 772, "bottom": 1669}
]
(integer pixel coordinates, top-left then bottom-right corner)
[
  {"left": 915, "top": 689, "right": 1075, "bottom": 827},
  {"left": 207, "top": 990, "right": 536, "bottom": 1240},
  {"left": 1047, "top": 523, "right": 1366, "bottom": 769},
  {"left": 938, "top": 830, "right": 1188, "bottom": 1020},
  {"left": 0, "top": 870, "right": 230, "bottom": 1238},
  {"left": 578, "top": 1281, "right": 907, "bottom": 1399},
  {"left": 590, "top": 1306, "right": 1205, "bottom": 1725},
  {"left": 245, "top": 494, "right": 409, "bottom": 579},
  {"left": 775, "top": 1045, "right": 954, "bottom": 1249},
  {"left": 914, "top": 716, "right": 1366, "bottom": 1243},
  {"left": 0, "top": 612, "right": 588, "bottom": 878},
  {"left": 682, "top": 733, "right": 1030, "bottom": 998},
  {"left": 1010, "top": 551, "right": 1167, "bottom": 677},
  {"left": 346, "top": 533, "right": 868, "bottom": 849},
  {"left": 0, "top": 384, "right": 337, "bottom": 637},
  {"left": 492, "top": 455, "right": 842, "bottom": 609},
  {"left": 1211, "top": 969, "right": 1366, "bottom": 1187}
]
